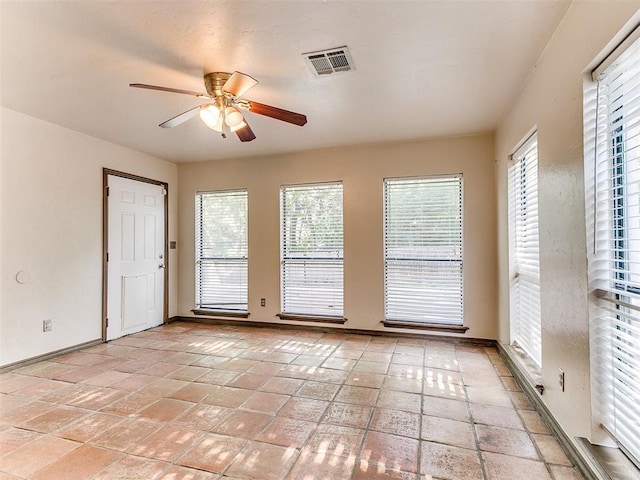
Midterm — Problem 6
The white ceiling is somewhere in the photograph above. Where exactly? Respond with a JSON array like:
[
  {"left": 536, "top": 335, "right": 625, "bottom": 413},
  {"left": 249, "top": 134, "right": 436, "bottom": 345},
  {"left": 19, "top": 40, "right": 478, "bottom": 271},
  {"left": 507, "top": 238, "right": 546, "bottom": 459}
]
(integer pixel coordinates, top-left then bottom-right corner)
[{"left": 1, "top": 0, "right": 571, "bottom": 164}]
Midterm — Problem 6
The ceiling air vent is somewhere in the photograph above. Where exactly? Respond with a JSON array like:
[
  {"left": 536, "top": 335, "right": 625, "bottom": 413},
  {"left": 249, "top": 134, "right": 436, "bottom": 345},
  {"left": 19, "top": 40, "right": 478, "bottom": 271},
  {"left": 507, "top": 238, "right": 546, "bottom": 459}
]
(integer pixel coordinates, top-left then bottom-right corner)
[{"left": 303, "top": 46, "right": 354, "bottom": 76}]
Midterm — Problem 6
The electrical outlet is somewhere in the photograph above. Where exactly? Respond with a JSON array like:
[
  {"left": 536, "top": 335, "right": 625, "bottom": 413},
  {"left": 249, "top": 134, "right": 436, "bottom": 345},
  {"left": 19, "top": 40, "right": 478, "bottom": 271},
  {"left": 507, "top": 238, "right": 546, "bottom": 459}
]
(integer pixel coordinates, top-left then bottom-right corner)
[
  {"left": 260, "top": 298, "right": 266, "bottom": 307},
  {"left": 558, "top": 368, "right": 565, "bottom": 392},
  {"left": 43, "top": 319, "right": 52, "bottom": 332}
]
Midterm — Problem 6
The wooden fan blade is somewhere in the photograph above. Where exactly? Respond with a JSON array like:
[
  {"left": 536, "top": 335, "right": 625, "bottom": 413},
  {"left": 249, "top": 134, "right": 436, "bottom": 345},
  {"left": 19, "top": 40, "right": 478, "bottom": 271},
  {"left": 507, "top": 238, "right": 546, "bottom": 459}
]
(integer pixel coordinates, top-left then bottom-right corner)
[
  {"left": 235, "top": 121, "right": 256, "bottom": 142},
  {"left": 222, "top": 72, "right": 258, "bottom": 97},
  {"left": 130, "top": 83, "right": 209, "bottom": 98},
  {"left": 247, "top": 101, "right": 307, "bottom": 126},
  {"left": 159, "top": 105, "right": 202, "bottom": 128}
]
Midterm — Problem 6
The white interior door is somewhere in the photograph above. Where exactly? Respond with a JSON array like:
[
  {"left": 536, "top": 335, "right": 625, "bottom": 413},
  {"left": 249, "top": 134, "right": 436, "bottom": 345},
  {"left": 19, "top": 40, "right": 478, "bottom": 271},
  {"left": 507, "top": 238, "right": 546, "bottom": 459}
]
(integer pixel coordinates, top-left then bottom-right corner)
[{"left": 107, "top": 174, "right": 165, "bottom": 341}]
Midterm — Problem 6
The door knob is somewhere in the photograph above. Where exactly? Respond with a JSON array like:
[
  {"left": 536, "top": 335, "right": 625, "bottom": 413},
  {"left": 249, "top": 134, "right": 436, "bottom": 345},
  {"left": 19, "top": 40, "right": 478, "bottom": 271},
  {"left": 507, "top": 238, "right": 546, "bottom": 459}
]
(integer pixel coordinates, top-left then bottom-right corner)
[{"left": 159, "top": 264, "right": 165, "bottom": 269}]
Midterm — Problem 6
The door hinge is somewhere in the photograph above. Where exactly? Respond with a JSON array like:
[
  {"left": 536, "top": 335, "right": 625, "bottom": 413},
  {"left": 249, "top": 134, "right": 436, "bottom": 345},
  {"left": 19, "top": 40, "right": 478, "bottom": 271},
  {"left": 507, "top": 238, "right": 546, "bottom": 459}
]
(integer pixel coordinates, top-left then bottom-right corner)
[
  {"left": 106, "top": 318, "right": 109, "bottom": 327},
  {"left": 106, "top": 252, "right": 109, "bottom": 262},
  {"left": 162, "top": 187, "right": 167, "bottom": 196},
  {"left": 106, "top": 186, "right": 110, "bottom": 196}
]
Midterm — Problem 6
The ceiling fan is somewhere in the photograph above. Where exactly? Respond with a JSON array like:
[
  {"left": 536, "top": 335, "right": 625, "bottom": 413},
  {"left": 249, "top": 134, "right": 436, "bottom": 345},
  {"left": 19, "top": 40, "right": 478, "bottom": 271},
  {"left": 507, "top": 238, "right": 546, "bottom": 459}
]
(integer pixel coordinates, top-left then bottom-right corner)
[{"left": 130, "top": 71, "right": 307, "bottom": 142}]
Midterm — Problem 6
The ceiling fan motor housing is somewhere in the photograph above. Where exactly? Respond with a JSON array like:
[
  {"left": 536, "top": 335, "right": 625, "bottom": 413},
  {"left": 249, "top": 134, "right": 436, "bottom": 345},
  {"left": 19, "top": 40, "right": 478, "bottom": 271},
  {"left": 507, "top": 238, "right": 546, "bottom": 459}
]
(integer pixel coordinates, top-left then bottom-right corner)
[{"left": 204, "top": 72, "right": 231, "bottom": 97}]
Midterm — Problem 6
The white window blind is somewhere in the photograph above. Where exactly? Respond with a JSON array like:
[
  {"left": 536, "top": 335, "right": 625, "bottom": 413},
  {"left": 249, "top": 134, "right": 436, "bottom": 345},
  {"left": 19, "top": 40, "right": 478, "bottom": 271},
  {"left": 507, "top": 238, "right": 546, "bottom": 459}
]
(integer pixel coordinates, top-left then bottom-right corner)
[
  {"left": 508, "top": 134, "right": 542, "bottom": 367},
  {"left": 590, "top": 35, "right": 640, "bottom": 466},
  {"left": 195, "top": 190, "right": 248, "bottom": 311},
  {"left": 384, "top": 176, "right": 463, "bottom": 325},
  {"left": 280, "top": 182, "right": 343, "bottom": 317}
]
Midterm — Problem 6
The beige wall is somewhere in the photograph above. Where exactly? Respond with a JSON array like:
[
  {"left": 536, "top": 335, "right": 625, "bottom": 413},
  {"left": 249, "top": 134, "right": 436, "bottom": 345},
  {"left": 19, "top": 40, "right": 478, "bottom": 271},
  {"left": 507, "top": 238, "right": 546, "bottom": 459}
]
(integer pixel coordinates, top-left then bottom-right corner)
[
  {"left": 0, "top": 107, "right": 178, "bottom": 366},
  {"left": 177, "top": 134, "right": 497, "bottom": 340},
  {"left": 495, "top": 1, "right": 640, "bottom": 441}
]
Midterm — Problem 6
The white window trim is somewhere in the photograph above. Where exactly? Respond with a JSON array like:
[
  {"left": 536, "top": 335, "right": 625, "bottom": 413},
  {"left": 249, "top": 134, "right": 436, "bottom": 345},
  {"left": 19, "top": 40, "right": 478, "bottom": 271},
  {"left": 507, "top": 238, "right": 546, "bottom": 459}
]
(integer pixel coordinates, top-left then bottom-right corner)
[
  {"left": 586, "top": 29, "right": 640, "bottom": 467},
  {"left": 508, "top": 132, "right": 542, "bottom": 368},
  {"left": 383, "top": 174, "right": 464, "bottom": 327},
  {"left": 279, "top": 181, "right": 344, "bottom": 319},
  {"left": 194, "top": 189, "right": 248, "bottom": 313}
]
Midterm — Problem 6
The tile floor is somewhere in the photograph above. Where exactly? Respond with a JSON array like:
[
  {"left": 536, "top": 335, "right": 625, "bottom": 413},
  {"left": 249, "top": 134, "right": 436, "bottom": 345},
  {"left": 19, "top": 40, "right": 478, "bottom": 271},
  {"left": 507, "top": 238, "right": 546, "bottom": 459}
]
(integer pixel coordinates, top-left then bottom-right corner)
[{"left": 0, "top": 321, "right": 584, "bottom": 480}]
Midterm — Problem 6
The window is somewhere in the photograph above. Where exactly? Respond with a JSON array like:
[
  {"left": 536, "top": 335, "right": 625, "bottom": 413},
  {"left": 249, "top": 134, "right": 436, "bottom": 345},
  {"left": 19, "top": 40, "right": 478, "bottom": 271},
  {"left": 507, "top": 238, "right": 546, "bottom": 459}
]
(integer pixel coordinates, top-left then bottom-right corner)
[
  {"left": 280, "top": 182, "right": 344, "bottom": 318},
  {"left": 589, "top": 34, "right": 640, "bottom": 466},
  {"left": 384, "top": 175, "right": 463, "bottom": 326},
  {"left": 195, "top": 190, "right": 248, "bottom": 312},
  {"left": 508, "top": 133, "right": 542, "bottom": 367}
]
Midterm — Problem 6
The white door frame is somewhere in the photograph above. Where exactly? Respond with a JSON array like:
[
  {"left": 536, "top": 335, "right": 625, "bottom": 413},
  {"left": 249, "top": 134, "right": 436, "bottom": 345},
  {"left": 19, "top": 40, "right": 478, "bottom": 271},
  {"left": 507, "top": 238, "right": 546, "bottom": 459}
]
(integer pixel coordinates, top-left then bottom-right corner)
[{"left": 102, "top": 169, "right": 169, "bottom": 341}]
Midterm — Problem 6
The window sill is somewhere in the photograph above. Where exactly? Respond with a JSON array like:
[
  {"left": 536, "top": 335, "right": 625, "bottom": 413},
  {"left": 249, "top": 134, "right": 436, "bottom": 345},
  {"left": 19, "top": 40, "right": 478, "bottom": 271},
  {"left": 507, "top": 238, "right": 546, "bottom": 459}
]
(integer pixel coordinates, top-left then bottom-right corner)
[
  {"left": 277, "top": 313, "right": 347, "bottom": 324},
  {"left": 191, "top": 309, "right": 250, "bottom": 319},
  {"left": 382, "top": 320, "right": 468, "bottom": 333},
  {"left": 576, "top": 437, "right": 640, "bottom": 480}
]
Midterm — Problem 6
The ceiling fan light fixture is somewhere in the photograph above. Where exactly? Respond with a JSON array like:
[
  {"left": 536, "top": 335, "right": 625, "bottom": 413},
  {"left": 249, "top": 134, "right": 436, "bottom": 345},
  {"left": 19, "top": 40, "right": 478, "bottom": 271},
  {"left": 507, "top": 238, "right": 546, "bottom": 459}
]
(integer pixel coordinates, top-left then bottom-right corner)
[
  {"left": 230, "top": 121, "right": 247, "bottom": 132},
  {"left": 199, "top": 103, "right": 220, "bottom": 129},
  {"left": 224, "top": 106, "right": 244, "bottom": 127}
]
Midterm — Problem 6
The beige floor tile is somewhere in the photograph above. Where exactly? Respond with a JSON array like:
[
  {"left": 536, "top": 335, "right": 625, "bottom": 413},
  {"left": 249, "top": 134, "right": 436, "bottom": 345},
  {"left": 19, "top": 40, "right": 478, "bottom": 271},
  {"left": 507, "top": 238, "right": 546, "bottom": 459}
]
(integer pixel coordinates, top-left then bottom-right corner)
[
  {"left": 377, "top": 390, "right": 422, "bottom": 413},
  {"left": 0, "top": 428, "right": 42, "bottom": 457},
  {"left": 287, "top": 448, "right": 356, "bottom": 480},
  {"left": 420, "top": 441, "right": 483, "bottom": 480},
  {"left": 81, "top": 370, "right": 132, "bottom": 387},
  {"left": 352, "top": 465, "right": 417, "bottom": 479},
  {"left": 156, "top": 465, "right": 220, "bottom": 479},
  {"left": 29, "top": 444, "right": 121, "bottom": 480},
  {"left": 99, "top": 392, "right": 159, "bottom": 415},
  {"left": 519, "top": 410, "right": 551, "bottom": 434},
  {"left": 508, "top": 391, "right": 535, "bottom": 410},
  {"left": 334, "top": 385, "right": 379, "bottom": 406},
  {"left": 466, "top": 386, "right": 512, "bottom": 407},
  {"left": 532, "top": 433, "right": 572, "bottom": 466},
  {"left": 14, "top": 378, "right": 71, "bottom": 397},
  {"left": 304, "top": 424, "right": 365, "bottom": 458},
  {"left": 110, "top": 373, "right": 158, "bottom": 391},
  {"left": 225, "top": 441, "right": 298, "bottom": 480},
  {"left": 548, "top": 464, "right": 585, "bottom": 479},
  {"left": 0, "top": 434, "right": 79, "bottom": 477},
  {"left": 18, "top": 405, "right": 88, "bottom": 433},
  {"left": 242, "top": 391, "right": 290, "bottom": 413},
  {"left": 278, "top": 397, "right": 329, "bottom": 422},
  {"left": 345, "top": 372, "right": 386, "bottom": 389},
  {"left": 91, "top": 418, "right": 160, "bottom": 451},
  {"left": 470, "top": 403, "right": 525, "bottom": 429},
  {"left": 137, "top": 398, "right": 194, "bottom": 422},
  {"left": 353, "top": 360, "right": 389, "bottom": 374},
  {"left": 422, "top": 396, "right": 469, "bottom": 422},
  {"left": 476, "top": 424, "right": 539, "bottom": 459},
  {"left": 89, "top": 455, "right": 168, "bottom": 480},
  {"left": 296, "top": 380, "right": 341, "bottom": 401},
  {"left": 381, "top": 376, "right": 423, "bottom": 394},
  {"left": 202, "top": 386, "right": 254, "bottom": 407},
  {"left": 0, "top": 374, "right": 45, "bottom": 393},
  {"left": 128, "top": 425, "right": 203, "bottom": 461},
  {"left": 54, "top": 412, "right": 121, "bottom": 442},
  {"left": 482, "top": 451, "right": 552, "bottom": 480},
  {"left": 137, "top": 377, "right": 189, "bottom": 397},
  {"left": 170, "top": 382, "right": 220, "bottom": 402},
  {"left": 166, "top": 365, "right": 210, "bottom": 382},
  {"left": 370, "top": 408, "right": 421, "bottom": 439},
  {"left": 260, "top": 377, "right": 304, "bottom": 395},
  {"left": 173, "top": 403, "right": 231, "bottom": 431},
  {"left": 189, "top": 369, "right": 238, "bottom": 386},
  {"left": 0, "top": 394, "right": 26, "bottom": 413},
  {"left": 177, "top": 433, "right": 246, "bottom": 473},
  {"left": 0, "top": 400, "right": 55, "bottom": 425},
  {"left": 210, "top": 409, "right": 273, "bottom": 439},
  {"left": 360, "top": 431, "right": 419, "bottom": 473},
  {"left": 323, "top": 358, "right": 358, "bottom": 371},
  {"left": 421, "top": 415, "right": 476, "bottom": 450},
  {"left": 257, "top": 416, "right": 317, "bottom": 448},
  {"left": 323, "top": 402, "right": 372, "bottom": 428}
]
